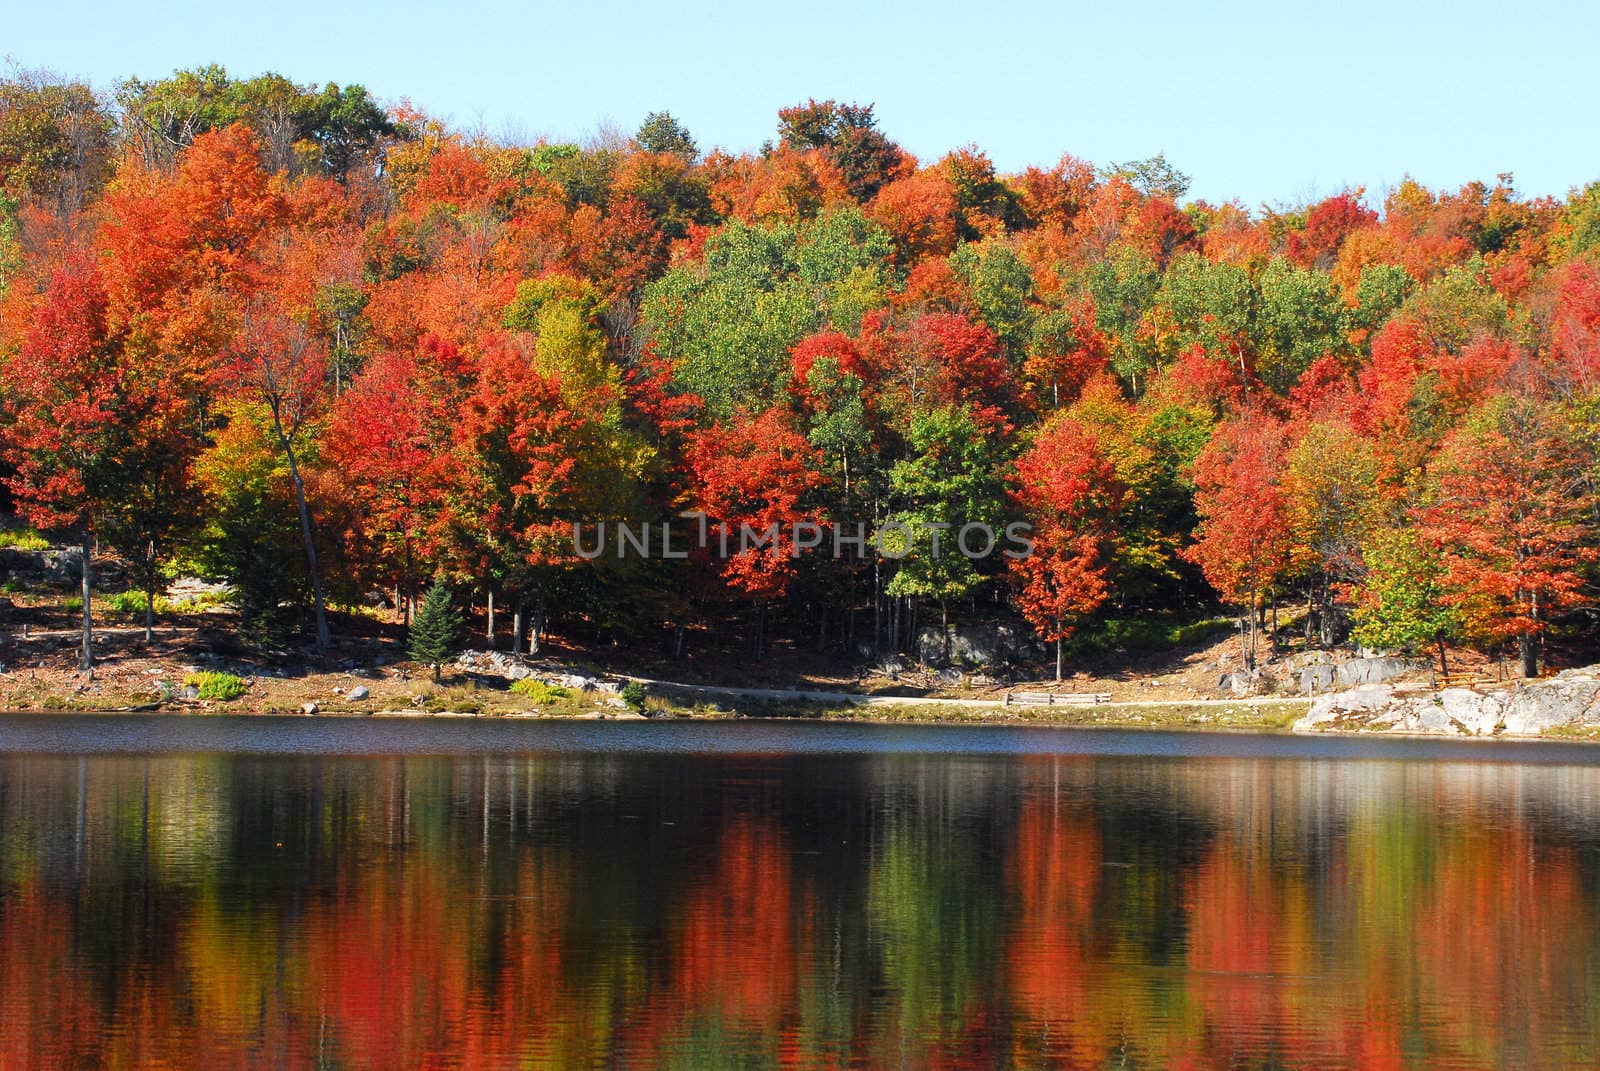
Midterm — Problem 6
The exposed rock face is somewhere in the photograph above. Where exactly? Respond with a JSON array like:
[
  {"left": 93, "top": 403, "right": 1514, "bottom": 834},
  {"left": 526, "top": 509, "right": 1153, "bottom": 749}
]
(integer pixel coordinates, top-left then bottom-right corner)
[
  {"left": 2, "top": 547, "right": 129, "bottom": 591},
  {"left": 1300, "top": 655, "right": 1421, "bottom": 696},
  {"left": 915, "top": 624, "right": 1042, "bottom": 667},
  {"left": 1296, "top": 667, "right": 1600, "bottom": 737}
]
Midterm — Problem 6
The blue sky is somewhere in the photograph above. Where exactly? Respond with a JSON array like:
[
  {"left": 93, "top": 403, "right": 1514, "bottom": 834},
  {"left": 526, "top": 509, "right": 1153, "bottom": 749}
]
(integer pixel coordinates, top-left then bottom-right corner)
[{"left": 6, "top": 0, "right": 1597, "bottom": 208}]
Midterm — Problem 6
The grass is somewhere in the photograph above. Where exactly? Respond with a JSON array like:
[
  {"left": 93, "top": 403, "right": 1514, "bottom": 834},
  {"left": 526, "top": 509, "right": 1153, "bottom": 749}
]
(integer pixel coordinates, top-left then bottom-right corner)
[
  {"left": 1066, "top": 615, "right": 1235, "bottom": 658},
  {"left": 183, "top": 671, "right": 248, "bottom": 701},
  {"left": 795, "top": 697, "right": 1311, "bottom": 730}
]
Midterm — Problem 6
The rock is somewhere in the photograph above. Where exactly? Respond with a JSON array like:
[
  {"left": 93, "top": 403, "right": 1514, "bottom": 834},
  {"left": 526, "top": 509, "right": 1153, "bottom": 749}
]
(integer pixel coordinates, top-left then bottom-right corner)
[
  {"left": 1334, "top": 656, "right": 1418, "bottom": 688},
  {"left": 915, "top": 623, "right": 1043, "bottom": 667},
  {"left": 346, "top": 685, "right": 370, "bottom": 701},
  {"left": 1437, "top": 687, "right": 1503, "bottom": 735},
  {"left": 505, "top": 663, "right": 533, "bottom": 681},
  {"left": 181, "top": 684, "right": 199, "bottom": 701},
  {"left": 1503, "top": 677, "right": 1600, "bottom": 735},
  {"left": 1300, "top": 664, "right": 1338, "bottom": 695},
  {"left": 936, "top": 667, "right": 964, "bottom": 687},
  {"left": 300, "top": 701, "right": 318, "bottom": 716}
]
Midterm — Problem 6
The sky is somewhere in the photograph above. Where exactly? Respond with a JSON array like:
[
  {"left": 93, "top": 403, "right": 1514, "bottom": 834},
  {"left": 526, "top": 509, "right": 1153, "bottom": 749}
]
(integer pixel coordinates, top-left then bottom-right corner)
[{"left": 6, "top": 0, "right": 1598, "bottom": 208}]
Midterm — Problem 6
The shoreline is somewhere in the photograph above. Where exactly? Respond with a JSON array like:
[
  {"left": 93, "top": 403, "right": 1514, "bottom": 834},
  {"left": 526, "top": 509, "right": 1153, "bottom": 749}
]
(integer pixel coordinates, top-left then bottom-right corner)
[{"left": 5, "top": 699, "right": 1599, "bottom": 744}]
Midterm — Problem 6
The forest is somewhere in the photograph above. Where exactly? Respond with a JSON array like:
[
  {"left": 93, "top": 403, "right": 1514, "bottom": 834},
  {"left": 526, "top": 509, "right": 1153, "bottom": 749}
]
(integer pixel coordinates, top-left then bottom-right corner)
[{"left": 1, "top": 65, "right": 1598, "bottom": 682}]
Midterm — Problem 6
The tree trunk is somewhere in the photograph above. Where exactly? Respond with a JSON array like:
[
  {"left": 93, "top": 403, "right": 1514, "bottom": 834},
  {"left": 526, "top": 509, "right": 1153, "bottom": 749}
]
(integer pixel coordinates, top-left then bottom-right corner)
[
  {"left": 530, "top": 592, "right": 545, "bottom": 656},
  {"left": 1437, "top": 637, "right": 1450, "bottom": 680},
  {"left": 1520, "top": 633, "right": 1539, "bottom": 679},
  {"left": 940, "top": 602, "right": 950, "bottom": 664},
  {"left": 487, "top": 591, "right": 496, "bottom": 649},
  {"left": 512, "top": 604, "right": 524, "bottom": 657},
  {"left": 673, "top": 621, "right": 685, "bottom": 660},
  {"left": 1055, "top": 636, "right": 1063, "bottom": 682},
  {"left": 79, "top": 532, "right": 93, "bottom": 677},
  {"left": 143, "top": 540, "right": 156, "bottom": 645},
  {"left": 273, "top": 424, "right": 329, "bottom": 654}
]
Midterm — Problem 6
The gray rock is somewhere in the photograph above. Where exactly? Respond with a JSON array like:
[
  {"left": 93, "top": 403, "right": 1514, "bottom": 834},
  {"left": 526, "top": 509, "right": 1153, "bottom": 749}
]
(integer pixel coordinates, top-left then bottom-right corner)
[
  {"left": 1503, "top": 678, "right": 1600, "bottom": 735},
  {"left": 936, "top": 667, "right": 965, "bottom": 687},
  {"left": 915, "top": 623, "right": 1042, "bottom": 667},
  {"left": 1300, "top": 664, "right": 1338, "bottom": 695},
  {"left": 181, "top": 684, "right": 199, "bottom": 701},
  {"left": 346, "top": 685, "right": 370, "bottom": 701},
  {"left": 300, "top": 701, "right": 319, "bottom": 716},
  {"left": 1334, "top": 656, "right": 1418, "bottom": 689},
  {"left": 1438, "top": 687, "right": 1502, "bottom": 735}
]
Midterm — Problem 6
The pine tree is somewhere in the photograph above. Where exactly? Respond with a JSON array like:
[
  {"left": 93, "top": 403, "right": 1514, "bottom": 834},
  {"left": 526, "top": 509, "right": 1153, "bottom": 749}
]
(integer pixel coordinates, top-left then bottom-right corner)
[{"left": 409, "top": 581, "right": 462, "bottom": 681}]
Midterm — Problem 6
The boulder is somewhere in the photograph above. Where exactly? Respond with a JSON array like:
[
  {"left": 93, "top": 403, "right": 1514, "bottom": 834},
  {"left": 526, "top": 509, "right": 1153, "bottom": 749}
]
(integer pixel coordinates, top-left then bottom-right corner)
[
  {"left": 346, "top": 685, "right": 370, "bottom": 701},
  {"left": 300, "top": 701, "right": 318, "bottom": 716}
]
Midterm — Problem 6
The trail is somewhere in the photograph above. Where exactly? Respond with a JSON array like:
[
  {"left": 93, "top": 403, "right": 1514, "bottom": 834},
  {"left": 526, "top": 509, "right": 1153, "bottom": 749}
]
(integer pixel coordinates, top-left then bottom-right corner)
[{"left": 622, "top": 674, "right": 1304, "bottom": 712}]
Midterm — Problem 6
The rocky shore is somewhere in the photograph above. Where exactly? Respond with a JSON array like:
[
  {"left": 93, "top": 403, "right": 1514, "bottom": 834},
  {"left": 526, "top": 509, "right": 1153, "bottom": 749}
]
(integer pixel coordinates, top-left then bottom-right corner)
[{"left": 1295, "top": 666, "right": 1600, "bottom": 737}]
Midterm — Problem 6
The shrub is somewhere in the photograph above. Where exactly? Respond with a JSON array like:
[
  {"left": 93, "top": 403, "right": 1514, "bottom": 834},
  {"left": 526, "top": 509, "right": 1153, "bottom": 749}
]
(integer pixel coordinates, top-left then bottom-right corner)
[
  {"left": 107, "top": 590, "right": 175, "bottom": 615},
  {"left": 0, "top": 528, "right": 49, "bottom": 551},
  {"left": 510, "top": 679, "right": 573, "bottom": 704},
  {"left": 184, "top": 671, "right": 247, "bottom": 701},
  {"left": 620, "top": 681, "right": 648, "bottom": 711}
]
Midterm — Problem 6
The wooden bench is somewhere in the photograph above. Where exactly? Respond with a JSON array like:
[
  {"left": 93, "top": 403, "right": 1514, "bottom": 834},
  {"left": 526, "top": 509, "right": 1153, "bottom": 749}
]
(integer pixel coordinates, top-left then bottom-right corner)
[
  {"left": 1436, "top": 672, "right": 1504, "bottom": 689},
  {"left": 1006, "top": 691, "right": 1113, "bottom": 707}
]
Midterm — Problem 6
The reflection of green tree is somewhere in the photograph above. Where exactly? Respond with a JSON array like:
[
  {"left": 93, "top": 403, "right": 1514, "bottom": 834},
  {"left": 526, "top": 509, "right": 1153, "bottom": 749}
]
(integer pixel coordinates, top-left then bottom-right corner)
[{"left": 868, "top": 817, "right": 1002, "bottom": 1058}]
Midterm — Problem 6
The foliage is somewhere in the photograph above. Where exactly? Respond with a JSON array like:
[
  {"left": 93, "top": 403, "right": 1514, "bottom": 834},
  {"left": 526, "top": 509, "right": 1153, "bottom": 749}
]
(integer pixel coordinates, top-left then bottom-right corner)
[{"left": 1, "top": 72, "right": 1598, "bottom": 680}]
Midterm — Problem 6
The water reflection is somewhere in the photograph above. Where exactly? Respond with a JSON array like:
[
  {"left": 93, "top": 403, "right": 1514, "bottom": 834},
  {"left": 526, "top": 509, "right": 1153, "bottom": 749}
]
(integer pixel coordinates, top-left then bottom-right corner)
[{"left": 3, "top": 749, "right": 1600, "bottom": 1068}]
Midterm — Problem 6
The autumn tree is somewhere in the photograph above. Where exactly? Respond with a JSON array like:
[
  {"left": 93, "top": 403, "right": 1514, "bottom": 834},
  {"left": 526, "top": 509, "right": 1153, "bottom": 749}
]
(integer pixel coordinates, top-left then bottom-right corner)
[
  {"left": 1010, "top": 417, "right": 1121, "bottom": 678},
  {"left": 1418, "top": 396, "right": 1595, "bottom": 677},
  {"left": 1185, "top": 413, "right": 1294, "bottom": 670},
  {"left": 227, "top": 299, "right": 333, "bottom": 652}
]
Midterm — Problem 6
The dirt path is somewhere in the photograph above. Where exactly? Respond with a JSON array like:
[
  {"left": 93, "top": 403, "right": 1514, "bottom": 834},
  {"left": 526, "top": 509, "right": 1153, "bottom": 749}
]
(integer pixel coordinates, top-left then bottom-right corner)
[{"left": 625, "top": 674, "right": 1304, "bottom": 712}]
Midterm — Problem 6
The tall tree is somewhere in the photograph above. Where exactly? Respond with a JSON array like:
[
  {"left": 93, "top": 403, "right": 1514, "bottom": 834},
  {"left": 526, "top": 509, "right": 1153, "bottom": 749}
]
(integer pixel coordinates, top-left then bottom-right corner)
[
  {"left": 1010, "top": 417, "right": 1121, "bottom": 679},
  {"left": 1418, "top": 396, "right": 1595, "bottom": 677}
]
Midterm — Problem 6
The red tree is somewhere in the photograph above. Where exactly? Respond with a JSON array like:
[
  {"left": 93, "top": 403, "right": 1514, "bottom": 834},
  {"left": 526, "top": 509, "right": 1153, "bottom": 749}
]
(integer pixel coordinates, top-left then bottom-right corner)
[
  {"left": 1418, "top": 397, "right": 1595, "bottom": 677},
  {"left": 1010, "top": 417, "right": 1121, "bottom": 679},
  {"left": 1184, "top": 413, "right": 1294, "bottom": 669}
]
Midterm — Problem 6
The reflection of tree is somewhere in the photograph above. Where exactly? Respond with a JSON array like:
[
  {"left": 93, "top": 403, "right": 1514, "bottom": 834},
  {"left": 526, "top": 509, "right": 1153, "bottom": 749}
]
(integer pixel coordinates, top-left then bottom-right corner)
[{"left": 3, "top": 755, "right": 1600, "bottom": 1068}]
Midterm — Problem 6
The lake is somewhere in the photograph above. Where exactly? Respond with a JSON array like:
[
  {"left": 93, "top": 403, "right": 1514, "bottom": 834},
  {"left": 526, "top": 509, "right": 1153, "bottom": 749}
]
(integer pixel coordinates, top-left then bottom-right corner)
[{"left": 3, "top": 715, "right": 1600, "bottom": 1069}]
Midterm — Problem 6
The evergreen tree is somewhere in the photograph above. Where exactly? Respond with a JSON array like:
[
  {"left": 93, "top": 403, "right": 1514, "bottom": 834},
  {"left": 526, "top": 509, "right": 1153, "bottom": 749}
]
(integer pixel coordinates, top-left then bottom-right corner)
[{"left": 409, "top": 580, "right": 462, "bottom": 681}]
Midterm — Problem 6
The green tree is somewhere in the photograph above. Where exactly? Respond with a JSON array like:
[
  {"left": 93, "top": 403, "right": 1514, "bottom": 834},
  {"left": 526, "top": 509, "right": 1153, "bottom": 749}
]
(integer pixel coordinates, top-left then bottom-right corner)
[
  {"left": 409, "top": 580, "right": 463, "bottom": 681},
  {"left": 642, "top": 211, "right": 891, "bottom": 416},
  {"left": 884, "top": 406, "right": 1008, "bottom": 660},
  {"left": 1253, "top": 257, "right": 1345, "bottom": 392},
  {"left": 949, "top": 239, "right": 1036, "bottom": 359},
  {"left": 1350, "top": 527, "right": 1459, "bottom": 676},
  {"left": 634, "top": 110, "right": 698, "bottom": 161}
]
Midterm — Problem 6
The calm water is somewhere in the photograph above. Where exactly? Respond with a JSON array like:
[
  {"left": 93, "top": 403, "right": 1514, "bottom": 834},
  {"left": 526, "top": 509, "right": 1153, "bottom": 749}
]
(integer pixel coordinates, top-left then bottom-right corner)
[{"left": 4, "top": 717, "right": 1600, "bottom": 1069}]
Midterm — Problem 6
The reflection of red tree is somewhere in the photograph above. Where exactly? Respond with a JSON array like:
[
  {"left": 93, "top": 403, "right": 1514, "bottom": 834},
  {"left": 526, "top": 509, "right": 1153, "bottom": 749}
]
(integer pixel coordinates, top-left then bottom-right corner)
[
  {"left": 0, "top": 886, "right": 102, "bottom": 1070},
  {"left": 673, "top": 818, "right": 795, "bottom": 1025},
  {"left": 1006, "top": 794, "right": 1104, "bottom": 1067}
]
